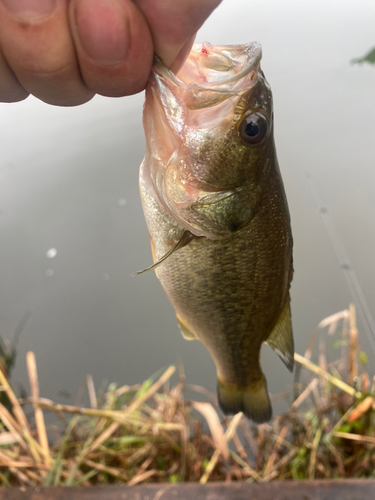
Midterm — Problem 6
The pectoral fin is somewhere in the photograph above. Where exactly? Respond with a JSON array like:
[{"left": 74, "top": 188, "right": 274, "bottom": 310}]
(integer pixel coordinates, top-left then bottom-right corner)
[
  {"left": 177, "top": 315, "right": 198, "bottom": 341},
  {"left": 132, "top": 231, "right": 195, "bottom": 277},
  {"left": 265, "top": 296, "right": 294, "bottom": 372}
]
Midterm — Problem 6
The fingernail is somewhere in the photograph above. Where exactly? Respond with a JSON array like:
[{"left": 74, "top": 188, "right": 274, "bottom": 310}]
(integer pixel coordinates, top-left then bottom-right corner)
[
  {"left": 0, "top": 0, "right": 57, "bottom": 21},
  {"left": 73, "top": 0, "right": 130, "bottom": 66}
]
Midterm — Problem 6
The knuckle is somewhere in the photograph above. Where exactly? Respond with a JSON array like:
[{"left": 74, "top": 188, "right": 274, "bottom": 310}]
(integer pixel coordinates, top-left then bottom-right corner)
[{"left": 14, "top": 62, "right": 95, "bottom": 106}]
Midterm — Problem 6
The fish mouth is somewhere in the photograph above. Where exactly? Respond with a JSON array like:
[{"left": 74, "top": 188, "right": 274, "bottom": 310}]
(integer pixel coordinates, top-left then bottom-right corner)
[{"left": 153, "top": 42, "right": 262, "bottom": 110}]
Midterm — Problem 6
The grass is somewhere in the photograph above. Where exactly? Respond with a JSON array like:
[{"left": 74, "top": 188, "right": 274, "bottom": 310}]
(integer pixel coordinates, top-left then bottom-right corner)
[{"left": 0, "top": 303, "right": 374, "bottom": 486}]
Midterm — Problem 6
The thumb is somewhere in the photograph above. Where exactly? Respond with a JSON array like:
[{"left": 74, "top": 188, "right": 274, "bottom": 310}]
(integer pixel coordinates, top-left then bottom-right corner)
[{"left": 135, "top": 0, "right": 222, "bottom": 71}]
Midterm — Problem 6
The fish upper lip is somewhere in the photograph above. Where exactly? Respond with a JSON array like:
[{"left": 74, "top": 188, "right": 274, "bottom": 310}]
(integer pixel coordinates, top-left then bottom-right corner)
[{"left": 153, "top": 42, "right": 262, "bottom": 91}]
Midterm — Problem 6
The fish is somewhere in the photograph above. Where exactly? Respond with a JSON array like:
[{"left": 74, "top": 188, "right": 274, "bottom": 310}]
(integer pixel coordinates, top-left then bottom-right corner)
[{"left": 136, "top": 42, "right": 294, "bottom": 424}]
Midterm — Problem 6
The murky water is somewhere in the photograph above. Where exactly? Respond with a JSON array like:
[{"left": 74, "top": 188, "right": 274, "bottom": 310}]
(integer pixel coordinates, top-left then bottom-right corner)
[{"left": 1, "top": 0, "right": 375, "bottom": 408}]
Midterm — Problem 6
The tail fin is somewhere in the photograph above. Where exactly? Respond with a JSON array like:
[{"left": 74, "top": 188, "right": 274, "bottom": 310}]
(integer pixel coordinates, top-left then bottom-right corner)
[{"left": 217, "top": 376, "right": 272, "bottom": 424}]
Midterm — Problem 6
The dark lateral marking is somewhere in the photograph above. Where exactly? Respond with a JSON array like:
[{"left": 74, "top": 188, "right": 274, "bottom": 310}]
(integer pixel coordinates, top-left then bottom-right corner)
[{"left": 228, "top": 220, "right": 243, "bottom": 232}]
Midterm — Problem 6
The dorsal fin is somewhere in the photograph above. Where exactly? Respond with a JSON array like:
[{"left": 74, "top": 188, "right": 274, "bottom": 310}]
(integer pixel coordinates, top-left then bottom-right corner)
[
  {"left": 132, "top": 231, "right": 195, "bottom": 277},
  {"left": 265, "top": 296, "right": 294, "bottom": 372}
]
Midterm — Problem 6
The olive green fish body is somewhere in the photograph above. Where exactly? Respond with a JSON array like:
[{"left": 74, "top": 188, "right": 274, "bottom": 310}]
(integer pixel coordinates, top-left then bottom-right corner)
[{"left": 138, "top": 43, "right": 294, "bottom": 423}]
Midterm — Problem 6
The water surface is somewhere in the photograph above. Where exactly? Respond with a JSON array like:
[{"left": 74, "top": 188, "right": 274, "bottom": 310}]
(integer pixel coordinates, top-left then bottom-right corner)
[{"left": 0, "top": 0, "right": 374, "bottom": 408}]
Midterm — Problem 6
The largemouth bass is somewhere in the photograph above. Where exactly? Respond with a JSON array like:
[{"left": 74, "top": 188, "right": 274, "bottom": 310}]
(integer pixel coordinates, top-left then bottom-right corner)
[{"left": 137, "top": 42, "right": 294, "bottom": 424}]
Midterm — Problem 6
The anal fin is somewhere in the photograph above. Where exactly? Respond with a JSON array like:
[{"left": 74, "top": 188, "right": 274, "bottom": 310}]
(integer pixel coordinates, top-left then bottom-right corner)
[
  {"left": 177, "top": 315, "right": 197, "bottom": 341},
  {"left": 265, "top": 295, "right": 294, "bottom": 372}
]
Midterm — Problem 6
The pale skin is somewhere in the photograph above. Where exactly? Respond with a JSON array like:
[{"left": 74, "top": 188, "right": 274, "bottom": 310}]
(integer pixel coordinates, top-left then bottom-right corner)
[{"left": 0, "top": 0, "right": 222, "bottom": 106}]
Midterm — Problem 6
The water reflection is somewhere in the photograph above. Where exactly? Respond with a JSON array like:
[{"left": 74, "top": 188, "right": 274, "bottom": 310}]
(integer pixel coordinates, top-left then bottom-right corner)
[{"left": 0, "top": 0, "right": 374, "bottom": 406}]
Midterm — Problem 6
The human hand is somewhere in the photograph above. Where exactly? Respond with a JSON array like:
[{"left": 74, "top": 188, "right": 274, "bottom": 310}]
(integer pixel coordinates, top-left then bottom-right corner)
[{"left": 0, "top": 0, "right": 221, "bottom": 105}]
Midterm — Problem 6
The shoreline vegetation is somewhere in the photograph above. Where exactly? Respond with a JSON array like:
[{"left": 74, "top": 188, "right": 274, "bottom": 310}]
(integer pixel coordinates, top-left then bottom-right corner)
[{"left": 0, "top": 304, "right": 374, "bottom": 486}]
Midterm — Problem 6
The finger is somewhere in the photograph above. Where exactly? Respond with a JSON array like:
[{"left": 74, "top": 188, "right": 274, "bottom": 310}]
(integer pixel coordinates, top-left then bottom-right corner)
[
  {"left": 0, "top": 0, "right": 94, "bottom": 106},
  {"left": 0, "top": 47, "right": 29, "bottom": 102},
  {"left": 170, "top": 34, "right": 197, "bottom": 74},
  {"left": 69, "top": 0, "right": 153, "bottom": 97},
  {"left": 135, "top": 0, "right": 222, "bottom": 71}
]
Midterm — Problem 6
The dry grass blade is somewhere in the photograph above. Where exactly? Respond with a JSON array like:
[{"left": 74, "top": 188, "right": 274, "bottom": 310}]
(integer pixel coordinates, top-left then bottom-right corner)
[
  {"left": 294, "top": 352, "right": 362, "bottom": 398},
  {"left": 86, "top": 375, "right": 97, "bottom": 410},
  {"left": 347, "top": 396, "right": 374, "bottom": 422},
  {"left": 127, "top": 366, "right": 176, "bottom": 414},
  {"left": 304, "top": 309, "right": 350, "bottom": 359},
  {"left": 229, "top": 449, "right": 260, "bottom": 480},
  {"left": 348, "top": 303, "right": 359, "bottom": 383},
  {"left": 319, "top": 310, "right": 350, "bottom": 331},
  {"left": 0, "top": 432, "right": 19, "bottom": 445},
  {"left": 86, "top": 421, "right": 121, "bottom": 458},
  {"left": 0, "top": 368, "right": 29, "bottom": 430},
  {"left": 26, "top": 351, "right": 51, "bottom": 465},
  {"left": 0, "top": 403, "right": 27, "bottom": 451},
  {"left": 200, "top": 412, "right": 243, "bottom": 484},
  {"left": 308, "top": 426, "right": 323, "bottom": 480},
  {"left": 9, "top": 467, "right": 30, "bottom": 485},
  {"left": 263, "top": 426, "right": 288, "bottom": 476},
  {"left": 84, "top": 459, "right": 128, "bottom": 480},
  {"left": 0, "top": 374, "right": 44, "bottom": 465},
  {"left": 291, "top": 378, "right": 318, "bottom": 410},
  {"left": 334, "top": 432, "right": 375, "bottom": 445},
  {"left": 191, "top": 401, "right": 228, "bottom": 459},
  {"left": 127, "top": 469, "right": 157, "bottom": 486}
]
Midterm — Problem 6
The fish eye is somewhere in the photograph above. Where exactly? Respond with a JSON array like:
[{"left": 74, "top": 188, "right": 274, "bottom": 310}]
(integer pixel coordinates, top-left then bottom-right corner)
[{"left": 239, "top": 112, "right": 269, "bottom": 146}]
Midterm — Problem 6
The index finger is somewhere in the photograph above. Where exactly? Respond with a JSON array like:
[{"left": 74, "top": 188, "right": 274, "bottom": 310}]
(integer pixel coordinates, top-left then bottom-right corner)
[{"left": 69, "top": 0, "right": 154, "bottom": 97}]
